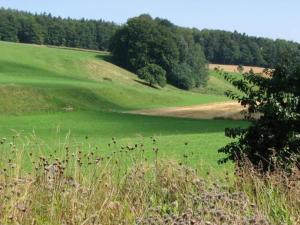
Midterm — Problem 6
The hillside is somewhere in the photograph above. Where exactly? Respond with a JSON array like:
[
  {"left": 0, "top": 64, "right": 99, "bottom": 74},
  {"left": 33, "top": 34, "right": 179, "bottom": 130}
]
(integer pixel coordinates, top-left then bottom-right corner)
[
  {"left": 0, "top": 41, "right": 250, "bottom": 171},
  {"left": 0, "top": 41, "right": 232, "bottom": 115},
  {"left": 0, "top": 5, "right": 299, "bottom": 225}
]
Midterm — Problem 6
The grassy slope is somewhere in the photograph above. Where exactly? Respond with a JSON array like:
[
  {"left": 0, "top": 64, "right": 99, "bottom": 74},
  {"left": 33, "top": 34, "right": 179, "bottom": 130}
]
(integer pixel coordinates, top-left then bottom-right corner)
[
  {"left": 0, "top": 41, "right": 229, "bottom": 114},
  {"left": 195, "top": 70, "right": 243, "bottom": 95},
  {"left": 0, "top": 41, "right": 247, "bottom": 172}
]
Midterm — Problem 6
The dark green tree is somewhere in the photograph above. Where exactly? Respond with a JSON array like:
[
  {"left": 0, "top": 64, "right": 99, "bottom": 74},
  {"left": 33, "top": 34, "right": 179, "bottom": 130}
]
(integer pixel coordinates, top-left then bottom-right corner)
[
  {"left": 219, "top": 55, "right": 300, "bottom": 172},
  {"left": 110, "top": 15, "right": 207, "bottom": 90},
  {"left": 0, "top": 13, "right": 19, "bottom": 41},
  {"left": 137, "top": 64, "right": 167, "bottom": 87},
  {"left": 0, "top": 8, "right": 118, "bottom": 50},
  {"left": 193, "top": 29, "right": 300, "bottom": 68}
]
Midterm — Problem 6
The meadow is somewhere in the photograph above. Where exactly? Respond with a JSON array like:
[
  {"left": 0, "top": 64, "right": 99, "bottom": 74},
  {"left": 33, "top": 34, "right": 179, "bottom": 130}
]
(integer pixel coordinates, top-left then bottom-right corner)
[
  {"left": 0, "top": 42, "right": 299, "bottom": 224},
  {"left": 0, "top": 41, "right": 248, "bottom": 172}
]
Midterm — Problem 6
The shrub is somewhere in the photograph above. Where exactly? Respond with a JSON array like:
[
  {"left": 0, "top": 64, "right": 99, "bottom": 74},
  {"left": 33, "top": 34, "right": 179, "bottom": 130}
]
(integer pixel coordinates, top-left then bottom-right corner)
[{"left": 219, "top": 56, "right": 300, "bottom": 172}]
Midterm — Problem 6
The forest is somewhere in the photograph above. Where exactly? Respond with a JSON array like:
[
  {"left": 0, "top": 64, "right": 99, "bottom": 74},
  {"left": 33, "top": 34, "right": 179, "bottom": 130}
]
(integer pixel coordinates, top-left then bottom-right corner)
[
  {"left": 0, "top": 8, "right": 117, "bottom": 50},
  {"left": 1, "top": 7, "right": 299, "bottom": 68}
]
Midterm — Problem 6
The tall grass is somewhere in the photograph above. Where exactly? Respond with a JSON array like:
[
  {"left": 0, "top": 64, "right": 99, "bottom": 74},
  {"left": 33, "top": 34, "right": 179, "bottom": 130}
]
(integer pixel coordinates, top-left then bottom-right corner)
[{"left": 0, "top": 136, "right": 299, "bottom": 224}]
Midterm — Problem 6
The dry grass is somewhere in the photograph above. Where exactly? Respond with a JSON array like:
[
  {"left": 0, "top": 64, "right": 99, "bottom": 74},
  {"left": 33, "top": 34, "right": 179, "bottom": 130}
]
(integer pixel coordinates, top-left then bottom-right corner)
[
  {"left": 209, "top": 64, "right": 265, "bottom": 74},
  {"left": 0, "top": 136, "right": 299, "bottom": 224},
  {"left": 85, "top": 60, "right": 138, "bottom": 84},
  {"left": 131, "top": 101, "right": 246, "bottom": 120}
]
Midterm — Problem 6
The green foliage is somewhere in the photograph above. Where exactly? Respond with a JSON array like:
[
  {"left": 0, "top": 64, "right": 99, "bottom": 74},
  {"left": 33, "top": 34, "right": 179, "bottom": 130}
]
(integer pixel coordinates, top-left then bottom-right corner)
[
  {"left": 219, "top": 55, "right": 300, "bottom": 171},
  {"left": 0, "top": 8, "right": 117, "bottom": 50},
  {"left": 170, "top": 63, "right": 195, "bottom": 90},
  {"left": 194, "top": 29, "right": 300, "bottom": 67},
  {"left": 110, "top": 15, "right": 208, "bottom": 90},
  {"left": 137, "top": 64, "right": 167, "bottom": 87}
]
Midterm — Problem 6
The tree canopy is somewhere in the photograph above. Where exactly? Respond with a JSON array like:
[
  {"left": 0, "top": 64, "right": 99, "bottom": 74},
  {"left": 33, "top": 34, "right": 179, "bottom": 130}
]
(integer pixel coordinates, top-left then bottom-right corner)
[
  {"left": 137, "top": 64, "right": 167, "bottom": 87},
  {"left": 0, "top": 8, "right": 117, "bottom": 50},
  {"left": 110, "top": 15, "right": 208, "bottom": 90},
  {"left": 194, "top": 29, "right": 300, "bottom": 68}
]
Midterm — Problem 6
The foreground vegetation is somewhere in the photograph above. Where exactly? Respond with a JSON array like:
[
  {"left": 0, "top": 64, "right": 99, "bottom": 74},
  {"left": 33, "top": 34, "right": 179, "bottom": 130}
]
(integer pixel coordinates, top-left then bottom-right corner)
[
  {"left": 219, "top": 55, "right": 300, "bottom": 171},
  {"left": 0, "top": 137, "right": 299, "bottom": 224}
]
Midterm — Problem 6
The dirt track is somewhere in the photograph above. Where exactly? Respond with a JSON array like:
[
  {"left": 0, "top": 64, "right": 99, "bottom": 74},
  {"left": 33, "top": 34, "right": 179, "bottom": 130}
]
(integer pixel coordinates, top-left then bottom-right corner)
[{"left": 131, "top": 102, "right": 246, "bottom": 120}]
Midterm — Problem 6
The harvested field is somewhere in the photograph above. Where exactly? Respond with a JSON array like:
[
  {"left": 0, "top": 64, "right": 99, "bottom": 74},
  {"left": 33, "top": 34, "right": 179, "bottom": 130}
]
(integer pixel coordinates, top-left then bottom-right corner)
[
  {"left": 131, "top": 101, "right": 246, "bottom": 120},
  {"left": 209, "top": 63, "right": 265, "bottom": 74}
]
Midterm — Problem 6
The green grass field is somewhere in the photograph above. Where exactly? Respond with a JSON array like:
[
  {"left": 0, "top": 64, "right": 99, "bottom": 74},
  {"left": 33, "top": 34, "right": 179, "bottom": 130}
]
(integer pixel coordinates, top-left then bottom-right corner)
[{"left": 0, "top": 41, "right": 247, "bottom": 172}]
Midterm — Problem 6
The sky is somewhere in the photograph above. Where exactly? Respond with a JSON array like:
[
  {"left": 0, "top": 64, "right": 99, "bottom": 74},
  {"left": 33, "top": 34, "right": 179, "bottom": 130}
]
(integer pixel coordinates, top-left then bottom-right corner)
[{"left": 1, "top": 0, "right": 299, "bottom": 43}]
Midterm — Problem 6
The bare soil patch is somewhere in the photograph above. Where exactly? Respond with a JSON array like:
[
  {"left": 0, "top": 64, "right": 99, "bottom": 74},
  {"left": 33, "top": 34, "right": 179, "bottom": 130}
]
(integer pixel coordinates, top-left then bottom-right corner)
[{"left": 131, "top": 101, "right": 246, "bottom": 120}]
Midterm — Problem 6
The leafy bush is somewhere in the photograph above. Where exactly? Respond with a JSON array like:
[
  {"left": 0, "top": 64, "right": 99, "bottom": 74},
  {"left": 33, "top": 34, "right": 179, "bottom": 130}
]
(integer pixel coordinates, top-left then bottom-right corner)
[
  {"left": 219, "top": 56, "right": 300, "bottom": 172},
  {"left": 137, "top": 64, "right": 167, "bottom": 87}
]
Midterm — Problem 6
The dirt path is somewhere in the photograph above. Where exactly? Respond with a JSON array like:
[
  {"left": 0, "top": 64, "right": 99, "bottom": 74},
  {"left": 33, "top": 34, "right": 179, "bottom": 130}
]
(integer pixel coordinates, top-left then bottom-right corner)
[{"left": 130, "top": 101, "right": 246, "bottom": 120}]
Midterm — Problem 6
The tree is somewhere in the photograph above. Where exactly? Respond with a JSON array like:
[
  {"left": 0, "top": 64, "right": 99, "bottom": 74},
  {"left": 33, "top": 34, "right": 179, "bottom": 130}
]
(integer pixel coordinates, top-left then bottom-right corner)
[
  {"left": 110, "top": 15, "right": 179, "bottom": 72},
  {"left": 170, "top": 63, "right": 195, "bottom": 90},
  {"left": 219, "top": 55, "right": 300, "bottom": 172},
  {"left": 110, "top": 15, "right": 208, "bottom": 90},
  {"left": 0, "top": 13, "right": 19, "bottom": 41},
  {"left": 0, "top": 8, "right": 118, "bottom": 50},
  {"left": 137, "top": 64, "right": 167, "bottom": 87}
]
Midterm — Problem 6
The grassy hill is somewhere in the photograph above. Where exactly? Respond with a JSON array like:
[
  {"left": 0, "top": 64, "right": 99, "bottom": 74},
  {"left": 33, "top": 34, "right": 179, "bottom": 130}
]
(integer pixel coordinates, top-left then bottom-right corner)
[
  {"left": 0, "top": 41, "right": 247, "bottom": 172},
  {"left": 0, "top": 41, "right": 230, "bottom": 115}
]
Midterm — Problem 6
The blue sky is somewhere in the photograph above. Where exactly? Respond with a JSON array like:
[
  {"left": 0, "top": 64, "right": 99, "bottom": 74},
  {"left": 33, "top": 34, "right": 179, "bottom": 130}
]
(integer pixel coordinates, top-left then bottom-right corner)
[{"left": 1, "top": 0, "right": 299, "bottom": 42}]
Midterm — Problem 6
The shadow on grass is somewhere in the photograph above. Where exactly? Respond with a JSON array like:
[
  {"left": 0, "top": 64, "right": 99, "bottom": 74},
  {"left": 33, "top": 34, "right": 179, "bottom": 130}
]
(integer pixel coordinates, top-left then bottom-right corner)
[
  {"left": 133, "top": 79, "right": 159, "bottom": 89},
  {"left": 95, "top": 54, "right": 113, "bottom": 63}
]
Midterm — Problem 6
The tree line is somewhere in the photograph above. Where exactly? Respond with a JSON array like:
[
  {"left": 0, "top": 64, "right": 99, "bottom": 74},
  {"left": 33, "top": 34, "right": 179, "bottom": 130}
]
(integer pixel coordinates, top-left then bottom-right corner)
[
  {"left": 1, "top": 8, "right": 299, "bottom": 67},
  {"left": 0, "top": 8, "right": 117, "bottom": 50},
  {"left": 193, "top": 29, "right": 300, "bottom": 67}
]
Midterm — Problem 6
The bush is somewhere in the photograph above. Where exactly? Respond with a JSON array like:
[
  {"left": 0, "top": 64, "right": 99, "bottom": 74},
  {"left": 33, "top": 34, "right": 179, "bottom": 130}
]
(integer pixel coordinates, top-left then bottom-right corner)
[
  {"left": 219, "top": 56, "right": 300, "bottom": 172},
  {"left": 137, "top": 64, "right": 167, "bottom": 87}
]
